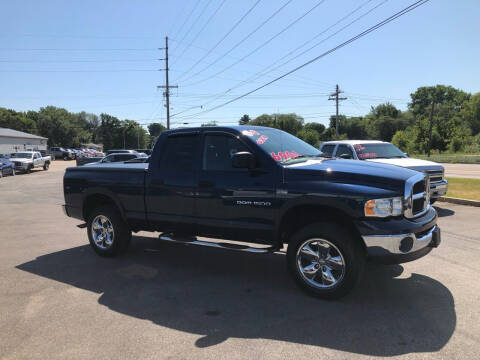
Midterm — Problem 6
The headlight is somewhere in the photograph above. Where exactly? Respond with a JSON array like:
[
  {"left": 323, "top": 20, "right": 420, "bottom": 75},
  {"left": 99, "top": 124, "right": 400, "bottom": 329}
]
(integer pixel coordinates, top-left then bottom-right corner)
[
  {"left": 365, "top": 197, "right": 403, "bottom": 217},
  {"left": 0, "top": 162, "right": 3, "bottom": 166}
]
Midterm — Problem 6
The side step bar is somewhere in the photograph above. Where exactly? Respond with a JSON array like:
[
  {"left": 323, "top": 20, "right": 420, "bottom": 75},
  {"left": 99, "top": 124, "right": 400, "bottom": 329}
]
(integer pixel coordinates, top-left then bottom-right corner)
[{"left": 158, "top": 234, "right": 278, "bottom": 254}]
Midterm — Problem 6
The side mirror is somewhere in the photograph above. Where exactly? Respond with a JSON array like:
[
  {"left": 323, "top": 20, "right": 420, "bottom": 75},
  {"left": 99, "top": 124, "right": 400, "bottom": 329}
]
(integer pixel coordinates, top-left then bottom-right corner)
[
  {"left": 232, "top": 151, "right": 256, "bottom": 169},
  {"left": 404, "top": 152, "right": 409, "bottom": 157},
  {"left": 339, "top": 153, "right": 353, "bottom": 159}
]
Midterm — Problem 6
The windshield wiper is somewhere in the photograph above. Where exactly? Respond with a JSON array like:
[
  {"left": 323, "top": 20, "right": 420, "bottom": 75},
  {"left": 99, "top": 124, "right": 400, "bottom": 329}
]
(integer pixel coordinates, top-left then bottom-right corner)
[{"left": 281, "top": 154, "right": 328, "bottom": 164}]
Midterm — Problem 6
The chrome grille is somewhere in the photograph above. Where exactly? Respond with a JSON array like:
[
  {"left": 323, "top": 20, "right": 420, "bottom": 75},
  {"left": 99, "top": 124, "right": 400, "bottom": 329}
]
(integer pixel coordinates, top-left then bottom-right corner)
[
  {"left": 427, "top": 170, "right": 444, "bottom": 184},
  {"left": 404, "top": 173, "right": 430, "bottom": 218}
]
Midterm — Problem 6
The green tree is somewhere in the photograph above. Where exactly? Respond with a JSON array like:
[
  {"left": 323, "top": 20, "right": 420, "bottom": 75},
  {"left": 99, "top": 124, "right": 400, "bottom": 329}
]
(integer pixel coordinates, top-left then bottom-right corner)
[
  {"left": 239, "top": 114, "right": 251, "bottom": 125},
  {"left": 297, "top": 128, "right": 320, "bottom": 146},
  {"left": 148, "top": 123, "right": 166, "bottom": 137}
]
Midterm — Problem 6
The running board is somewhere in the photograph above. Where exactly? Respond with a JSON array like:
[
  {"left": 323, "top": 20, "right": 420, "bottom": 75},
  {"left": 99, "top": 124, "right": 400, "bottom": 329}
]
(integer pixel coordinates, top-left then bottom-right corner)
[{"left": 158, "top": 234, "right": 277, "bottom": 254}]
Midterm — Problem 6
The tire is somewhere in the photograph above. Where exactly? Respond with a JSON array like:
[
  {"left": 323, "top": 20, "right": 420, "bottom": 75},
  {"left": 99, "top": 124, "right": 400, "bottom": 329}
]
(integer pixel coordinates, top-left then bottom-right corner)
[
  {"left": 0, "top": 171, "right": 2, "bottom": 178},
  {"left": 26, "top": 165, "right": 32, "bottom": 174},
  {"left": 11, "top": 167, "right": 15, "bottom": 176},
  {"left": 43, "top": 162, "right": 49, "bottom": 170},
  {"left": 286, "top": 222, "right": 365, "bottom": 300},
  {"left": 63, "top": 155, "right": 68, "bottom": 161},
  {"left": 430, "top": 199, "right": 437, "bottom": 205},
  {"left": 86, "top": 205, "right": 131, "bottom": 257}
]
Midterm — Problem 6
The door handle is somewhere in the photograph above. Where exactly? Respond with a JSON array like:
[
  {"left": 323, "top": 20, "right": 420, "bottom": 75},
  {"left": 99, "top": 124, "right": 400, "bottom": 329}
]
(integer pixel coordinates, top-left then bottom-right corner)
[{"left": 199, "top": 180, "right": 214, "bottom": 188}]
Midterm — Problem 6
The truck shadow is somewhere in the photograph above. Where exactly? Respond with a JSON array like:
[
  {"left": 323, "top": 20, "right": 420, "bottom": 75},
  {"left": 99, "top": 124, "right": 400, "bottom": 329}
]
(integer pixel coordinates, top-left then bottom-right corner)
[
  {"left": 433, "top": 205, "right": 455, "bottom": 218},
  {"left": 16, "top": 235, "right": 456, "bottom": 356}
]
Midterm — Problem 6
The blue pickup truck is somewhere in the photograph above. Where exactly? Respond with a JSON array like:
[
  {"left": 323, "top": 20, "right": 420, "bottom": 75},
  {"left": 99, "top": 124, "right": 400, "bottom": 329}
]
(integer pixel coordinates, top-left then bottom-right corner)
[{"left": 63, "top": 126, "right": 440, "bottom": 299}]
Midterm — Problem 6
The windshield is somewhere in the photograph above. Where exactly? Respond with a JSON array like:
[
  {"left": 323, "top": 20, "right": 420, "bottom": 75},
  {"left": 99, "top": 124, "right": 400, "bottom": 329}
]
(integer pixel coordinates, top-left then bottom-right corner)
[
  {"left": 353, "top": 143, "right": 406, "bottom": 160},
  {"left": 11, "top": 152, "right": 33, "bottom": 159},
  {"left": 241, "top": 128, "right": 322, "bottom": 163}
]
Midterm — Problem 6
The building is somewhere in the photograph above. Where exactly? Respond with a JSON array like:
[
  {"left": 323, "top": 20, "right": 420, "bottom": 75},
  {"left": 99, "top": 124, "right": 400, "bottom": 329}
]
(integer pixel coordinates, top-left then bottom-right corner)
[{"left": 0, "top": 128, "right": 48, "bottom": 153}]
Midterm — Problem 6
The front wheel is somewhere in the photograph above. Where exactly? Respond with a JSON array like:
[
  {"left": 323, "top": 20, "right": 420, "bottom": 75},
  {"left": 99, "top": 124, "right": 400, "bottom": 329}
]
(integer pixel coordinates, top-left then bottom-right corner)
[
  {"left": 287, "top": 222, "right": 365, "bottom": 300},
  {"left": 87, "top": 205, "right": 131, "bottom": 257},
  {"left": 26, "top": 165, "right": 32, "bottom": 174},
  {"left": 430, "top": 199, "right": 437, "bottom": 205}
]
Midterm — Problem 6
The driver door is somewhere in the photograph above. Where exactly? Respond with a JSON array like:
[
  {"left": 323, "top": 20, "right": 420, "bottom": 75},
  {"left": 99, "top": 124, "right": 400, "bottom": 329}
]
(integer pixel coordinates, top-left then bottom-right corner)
[{"left": 196, "top": 131, "right": 277, "bottom": 243}]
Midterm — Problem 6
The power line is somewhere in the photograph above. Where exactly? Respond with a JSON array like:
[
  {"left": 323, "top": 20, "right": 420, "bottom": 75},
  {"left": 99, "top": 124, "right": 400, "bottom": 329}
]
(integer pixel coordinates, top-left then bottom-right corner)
[
  {"left": 168, "top": 0, "right": 202, "bottom": 41},
  {"left": 175, "top": 0, "right": 263, "bottom": 82},
  {"left": 0, "top": 48, "right": 157, "bottom": 51},
  {"left": 170, "top": 0, "right": 215, "bottom": 63},
  {"left": 174, "top": 0, "right": 430, "bottom": 121},
  {"left": 180, "top": 0, "right": 328, "bottom": 86}
]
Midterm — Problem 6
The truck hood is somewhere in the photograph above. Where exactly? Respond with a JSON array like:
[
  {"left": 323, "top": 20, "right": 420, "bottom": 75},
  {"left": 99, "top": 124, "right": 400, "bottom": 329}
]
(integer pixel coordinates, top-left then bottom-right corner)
[
  {"left": 365, "top": 157, "right": 444, "bottom": 172},
  {"left": 11, "top": 158, "right": 32, "bottom": 163},
  {"left": 284, "top": 158, "right": 419, "bottom": 192}
]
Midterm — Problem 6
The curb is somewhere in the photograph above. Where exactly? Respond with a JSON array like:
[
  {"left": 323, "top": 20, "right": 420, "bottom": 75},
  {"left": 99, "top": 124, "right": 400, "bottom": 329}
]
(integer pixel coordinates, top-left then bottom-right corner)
[{"left": 437, "top": 197, "right": 480, "bottom": 207}]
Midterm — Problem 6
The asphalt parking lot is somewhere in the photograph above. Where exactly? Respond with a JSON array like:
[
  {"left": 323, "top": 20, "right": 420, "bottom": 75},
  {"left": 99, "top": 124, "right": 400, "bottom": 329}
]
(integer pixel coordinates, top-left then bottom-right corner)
[{"left": 1, "top": 161, "right": 479, "bottom": 360}]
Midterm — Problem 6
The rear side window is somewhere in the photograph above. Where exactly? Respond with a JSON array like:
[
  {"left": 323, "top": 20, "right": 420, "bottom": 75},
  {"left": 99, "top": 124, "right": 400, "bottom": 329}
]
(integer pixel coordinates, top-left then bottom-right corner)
[
  {"left": 321, "top": 144, "right": 336, "bottom": 156},
  {"left": 159, "top": 135, "right": 198, "bottom": 185}
]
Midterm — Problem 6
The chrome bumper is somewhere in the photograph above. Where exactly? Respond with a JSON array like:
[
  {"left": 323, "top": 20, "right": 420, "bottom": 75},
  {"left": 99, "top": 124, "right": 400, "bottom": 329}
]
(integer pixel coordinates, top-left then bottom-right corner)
[
  {"left": 362, "top": 225, "right": 440, "bottom": 256},
  {"left": 430, "top": 180, "right": 448, "bottom": 198}
]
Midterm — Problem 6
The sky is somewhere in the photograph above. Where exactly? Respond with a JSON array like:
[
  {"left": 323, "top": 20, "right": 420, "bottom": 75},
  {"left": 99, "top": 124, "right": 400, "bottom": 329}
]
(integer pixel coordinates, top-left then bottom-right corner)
[{"left": 1, "top": 0, "right": 479, "bottom": 130}]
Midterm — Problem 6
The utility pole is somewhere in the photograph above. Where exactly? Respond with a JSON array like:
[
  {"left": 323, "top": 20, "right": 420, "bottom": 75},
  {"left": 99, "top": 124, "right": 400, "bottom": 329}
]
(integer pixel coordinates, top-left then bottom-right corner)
[
  {"left": 328, "top": 84, "right": 347, "bottom": 140},
  {"left": 157, "top": 37, "right": 178, "bottom": 130},
  {"left": 427, "top": 100, "right": 435, "bottom": 157}
]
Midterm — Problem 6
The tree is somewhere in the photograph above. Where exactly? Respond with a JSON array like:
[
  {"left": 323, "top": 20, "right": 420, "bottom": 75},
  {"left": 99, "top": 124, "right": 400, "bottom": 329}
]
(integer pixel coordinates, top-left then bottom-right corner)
[
  {"left": 148, "top": 123, "right": 166, "bottom": 137},
  {"left": 239, "top": 114, "right": 250, "bottom": 125},
  {"left": 297, "top": 128, "right": 319, "bottom": 146}
]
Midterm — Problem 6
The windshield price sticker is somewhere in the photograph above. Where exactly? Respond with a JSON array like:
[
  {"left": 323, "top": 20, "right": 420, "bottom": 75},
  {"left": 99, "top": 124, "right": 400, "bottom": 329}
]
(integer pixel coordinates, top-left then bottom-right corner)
[
  {"left": 242, "top": 130, "right": 260, "bottom": 137},
  {"left": 358, "top": 152, "right": 377, "bottom": 159},
  {"left": 270, "top": 151, "right": 300, "bottom": 161},
  {"left": 256, "top": 135, "right": 268, "bottom": 144}
]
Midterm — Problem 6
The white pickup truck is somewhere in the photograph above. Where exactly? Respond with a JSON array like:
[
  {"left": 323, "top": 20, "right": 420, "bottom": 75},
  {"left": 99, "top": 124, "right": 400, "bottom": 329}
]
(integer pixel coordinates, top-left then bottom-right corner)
[
  {"left": 320, "top": 140, "right": 448, "bottom": 203},
  {"left": 10, "top": 151, "right": 51, "bottom": 173}
]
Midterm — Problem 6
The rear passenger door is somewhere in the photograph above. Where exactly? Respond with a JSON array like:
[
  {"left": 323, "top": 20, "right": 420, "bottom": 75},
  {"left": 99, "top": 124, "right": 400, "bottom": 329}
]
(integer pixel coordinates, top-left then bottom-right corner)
[{"left": 145, "top": 133, "right": 200, "bottom": 233}]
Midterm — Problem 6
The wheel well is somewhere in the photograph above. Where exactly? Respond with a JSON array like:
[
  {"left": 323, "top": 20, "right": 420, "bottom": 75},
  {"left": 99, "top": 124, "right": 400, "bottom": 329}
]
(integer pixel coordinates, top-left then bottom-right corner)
[
  {"left": 82, "top": 194, "right": 119, "bottom": 221},
  {"left": 278, "top": 204, "right": 366, "bottom": 252}
]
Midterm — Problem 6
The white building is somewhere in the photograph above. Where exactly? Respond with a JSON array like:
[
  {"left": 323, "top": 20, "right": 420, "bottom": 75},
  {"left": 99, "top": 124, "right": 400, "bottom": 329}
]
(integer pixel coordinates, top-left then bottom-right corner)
[{"left": 0, "top": 128, "right": 48, "bottom": 153}]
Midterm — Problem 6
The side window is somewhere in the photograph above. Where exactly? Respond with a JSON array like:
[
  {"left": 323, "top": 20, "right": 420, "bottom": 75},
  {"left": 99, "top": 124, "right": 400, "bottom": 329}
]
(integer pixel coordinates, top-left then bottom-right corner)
[
  {"left": 336, "top": 145, "right": 354, "bottom": 158},
  {"left": 203, "top": 134, "right": 249, "bottom": 171},
  {"left": 160, "top": 135, "right": 197, "bottom": 184},
  {"left": 321, "top": 144, "right": 336, "bottom": 156}
]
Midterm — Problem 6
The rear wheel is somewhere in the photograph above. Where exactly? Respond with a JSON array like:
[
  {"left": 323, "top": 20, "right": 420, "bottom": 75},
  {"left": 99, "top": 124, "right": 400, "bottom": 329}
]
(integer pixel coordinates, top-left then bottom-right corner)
[
  {"left": 63, "top": 155, "right": 68, "bottom": 161},
  {"left": 43, "top": 162, "right": 49, "bottom": 170},
  {"left": 87, "top": 205, "right": 131, "bottom": 257},
  {"left": 287, "top": 222, "right": 365, "bottom": 300}
]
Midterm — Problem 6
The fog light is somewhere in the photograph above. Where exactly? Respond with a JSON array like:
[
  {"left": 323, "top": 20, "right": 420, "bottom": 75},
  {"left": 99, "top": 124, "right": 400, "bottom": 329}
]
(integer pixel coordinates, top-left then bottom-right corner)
[{"left": 399, "top": 237, "right": 414, "bottom": 253}]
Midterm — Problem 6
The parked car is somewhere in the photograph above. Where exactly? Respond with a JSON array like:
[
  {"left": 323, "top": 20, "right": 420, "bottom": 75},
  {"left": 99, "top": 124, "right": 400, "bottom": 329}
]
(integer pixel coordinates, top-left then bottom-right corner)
[
  {"left": 105, "top": 149, "right": 139, "bottom": 156},
  {"left": 320, "top": 140, "right": 448, "bottom": 203},
  {"left": 10, "top": 151, "right": 51, "bottom": 173},
  {"left": 63, "top": 126, "right": 440, "bottom": 299},
  {"left": 0, "top": 155, "right": 15, "bottom": 177},
  {"left": 135, "top": 149, "right": 153, "bottom": 156},
  {"left": 50, "top": 147, "right": 75, "bottom": 160},
  {"left": 84, "top": 152, "right": 146, "bottom": 166}
]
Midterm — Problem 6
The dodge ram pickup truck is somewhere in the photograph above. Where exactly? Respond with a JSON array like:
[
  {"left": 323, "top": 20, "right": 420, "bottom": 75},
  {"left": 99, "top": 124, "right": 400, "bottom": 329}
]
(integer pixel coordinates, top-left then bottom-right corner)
[
  {"left": 63, "top": 126, "right": 441, "bottom": 299},
  {"left": 11, "top": 151, "right": 51, "bottom": 173}
]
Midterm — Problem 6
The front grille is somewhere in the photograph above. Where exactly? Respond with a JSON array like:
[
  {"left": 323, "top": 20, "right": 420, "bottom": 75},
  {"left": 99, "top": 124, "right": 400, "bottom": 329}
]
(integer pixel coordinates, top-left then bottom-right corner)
[
  {"left": 405, "top": 173, "right": 430, "bottom": 218},
  {"left": 14, "top": 161, "right": 21, "bottom": 166},
  {"left": 413, "top": 180, "right": 426, "bottom": 194},
  {"left": 427, "top": 170, "right": 444, "bottom": 184}
]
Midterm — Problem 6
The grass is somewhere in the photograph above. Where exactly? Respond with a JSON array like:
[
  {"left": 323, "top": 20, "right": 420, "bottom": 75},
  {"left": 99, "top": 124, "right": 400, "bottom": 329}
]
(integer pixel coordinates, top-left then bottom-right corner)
[
  {"left": 445, "top": 177, "right": 480, "bottom": 201},
  {"left": 414, "top": 154, "right": 480, "bottom": 163}
]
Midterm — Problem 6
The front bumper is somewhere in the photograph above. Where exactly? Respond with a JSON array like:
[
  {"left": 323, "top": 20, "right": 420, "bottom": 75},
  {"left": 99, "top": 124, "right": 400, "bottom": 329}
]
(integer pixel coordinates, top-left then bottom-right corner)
[
  {"left": 430, "top": 179, "right": 448, "bottom": 198},
  {"left": 356, "top": 207, "right": 440, "bottom": 264},
  {"left": 14, "top": 162, "right": 29, "bottom": 170}
]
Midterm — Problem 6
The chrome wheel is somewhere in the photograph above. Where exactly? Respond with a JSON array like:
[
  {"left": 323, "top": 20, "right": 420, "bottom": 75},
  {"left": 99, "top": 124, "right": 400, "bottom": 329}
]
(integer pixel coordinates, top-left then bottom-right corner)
[
  {"left": 91, "top": 215, "right": 115, "bottom": 249},
  {"left": 296, "top": 238, "right": 346, "bottom": 289}
]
